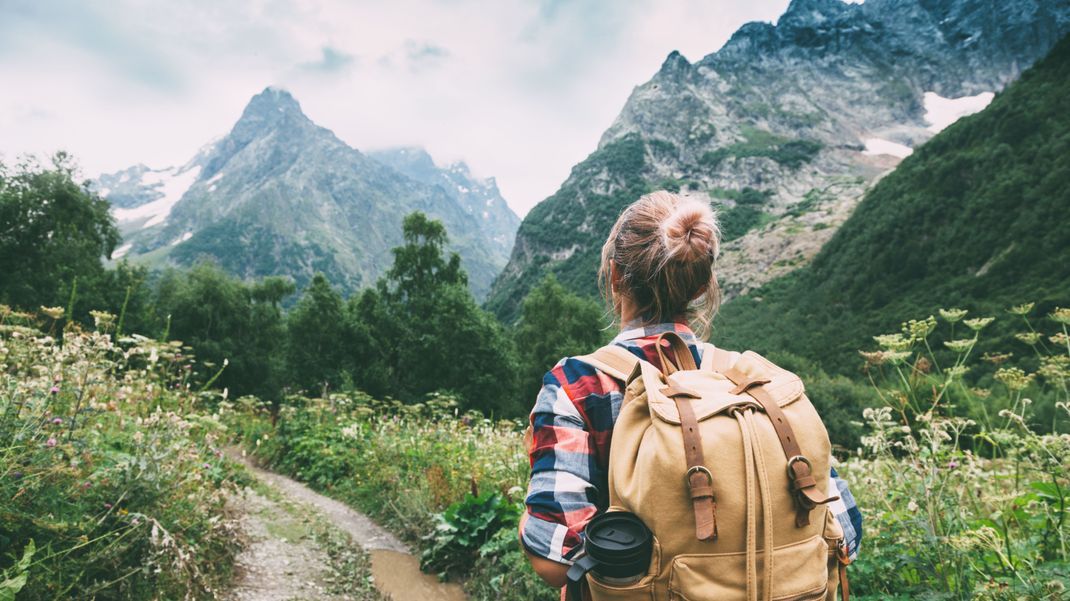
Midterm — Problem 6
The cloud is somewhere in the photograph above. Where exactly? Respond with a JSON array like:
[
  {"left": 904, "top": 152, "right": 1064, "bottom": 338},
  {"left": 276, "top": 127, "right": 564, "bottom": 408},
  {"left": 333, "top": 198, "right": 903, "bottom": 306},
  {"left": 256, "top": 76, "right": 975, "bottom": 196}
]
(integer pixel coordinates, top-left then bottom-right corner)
[
  {"left": 299, "top": 46, "right": 357, "bottom": 74},
  {"left": 0, "top": 0, "right": 793, "bottom": 216}
]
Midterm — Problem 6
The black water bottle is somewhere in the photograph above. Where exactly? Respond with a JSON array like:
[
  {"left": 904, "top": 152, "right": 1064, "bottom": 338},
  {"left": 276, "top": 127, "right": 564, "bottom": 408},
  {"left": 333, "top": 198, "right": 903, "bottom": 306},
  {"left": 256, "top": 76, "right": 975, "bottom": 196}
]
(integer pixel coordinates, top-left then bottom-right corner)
[{"left": 566, "top": 511, "right": 653, "bottom": 601}]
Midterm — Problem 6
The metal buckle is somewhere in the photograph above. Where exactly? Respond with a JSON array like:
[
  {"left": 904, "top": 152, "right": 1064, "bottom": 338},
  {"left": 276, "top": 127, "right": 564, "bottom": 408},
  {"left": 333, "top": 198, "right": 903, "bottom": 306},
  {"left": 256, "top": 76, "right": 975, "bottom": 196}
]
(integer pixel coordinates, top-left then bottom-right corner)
[
  {"left": 686, "top": 465, "right": 713, "bottom": 487},
  {"left": 786, "top": 455, "right": 813, "bottom": 483}
]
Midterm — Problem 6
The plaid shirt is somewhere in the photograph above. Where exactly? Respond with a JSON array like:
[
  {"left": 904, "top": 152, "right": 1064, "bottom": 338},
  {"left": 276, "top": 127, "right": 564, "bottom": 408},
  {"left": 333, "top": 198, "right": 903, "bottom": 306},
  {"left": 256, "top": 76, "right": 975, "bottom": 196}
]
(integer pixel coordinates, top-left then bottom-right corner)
[{"left": 520, "top": 322, "right": 863, "bottom": 565}]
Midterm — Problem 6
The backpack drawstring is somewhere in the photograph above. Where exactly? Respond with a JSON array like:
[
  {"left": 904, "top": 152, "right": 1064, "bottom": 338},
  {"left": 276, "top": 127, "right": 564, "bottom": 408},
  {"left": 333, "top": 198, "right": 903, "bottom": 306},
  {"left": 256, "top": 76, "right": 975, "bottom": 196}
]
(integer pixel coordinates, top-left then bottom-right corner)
[{"left": 736, "top": 407, "right": 774, "bottom": 601}]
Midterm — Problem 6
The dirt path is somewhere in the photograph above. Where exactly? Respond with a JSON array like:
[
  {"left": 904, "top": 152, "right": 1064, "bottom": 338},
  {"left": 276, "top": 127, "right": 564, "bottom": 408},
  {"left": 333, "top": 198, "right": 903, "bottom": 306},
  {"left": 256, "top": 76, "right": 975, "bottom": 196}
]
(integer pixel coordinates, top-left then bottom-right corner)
[
  {"left": 225, "top": 487, "right": 344, "bottom": 601},
  {"left": 229, "top": 450, "right": 467, "bottom": 601}
]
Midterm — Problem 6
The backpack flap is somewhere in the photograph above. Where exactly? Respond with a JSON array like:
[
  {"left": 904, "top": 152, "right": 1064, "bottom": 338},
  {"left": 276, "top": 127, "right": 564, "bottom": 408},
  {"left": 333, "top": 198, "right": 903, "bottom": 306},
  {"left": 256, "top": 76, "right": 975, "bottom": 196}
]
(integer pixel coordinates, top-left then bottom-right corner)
[{"left": 645, "top": 351, "right": 805, "bottom": 425}]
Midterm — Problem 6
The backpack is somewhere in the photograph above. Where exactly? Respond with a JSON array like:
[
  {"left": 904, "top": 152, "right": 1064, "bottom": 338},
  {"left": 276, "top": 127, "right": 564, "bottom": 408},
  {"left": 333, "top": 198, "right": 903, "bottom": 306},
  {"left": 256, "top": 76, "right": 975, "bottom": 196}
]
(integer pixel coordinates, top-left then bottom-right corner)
[{"left": 575, "top": 332, "right": 851, "bottom": 601}]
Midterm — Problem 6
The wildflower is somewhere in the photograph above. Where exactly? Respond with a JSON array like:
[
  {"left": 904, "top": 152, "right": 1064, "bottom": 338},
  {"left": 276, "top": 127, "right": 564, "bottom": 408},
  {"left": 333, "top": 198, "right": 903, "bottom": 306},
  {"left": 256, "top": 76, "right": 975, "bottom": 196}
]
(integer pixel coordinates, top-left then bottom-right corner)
[
  {"left": 907, "top": 500, "right": 919, "bottom": 512},
  {"left": 1007, "top": 303, "right": 1034, "bottom": 316},
  {"left": 83, "top": 482, "right": 92, "bottom": 489},
  {"left": 873, "top": 333, "right": 912, "bottom": 351},
  {"left": 46, "top": 437, "right": 57, "bottom": 447},
  {"left": 50, "top": 386, "right": 60, "bottom": 394},
  {"left": 884, "top": 351, "right": 913, "bottom": 365},
  {"left": 943, "top": 339, "right": 975, "bottom": 353},
  {"left": 1014, "top": 332, "right": 1042, "bottom": 345},
  {"left": 982, "top": 351, "right": 1013, "bottom": 364},
  {"left": 963, "top": 317, "right": 994, "bottom": 331},
  {"left": 40, "top": 306, "right": 65, "bottom": 320},
  {"left": 52, "top": 417, "right": 62, "bottom": 425},
  {"left": 104, "top": 503, "right": 113, "bottom": 509},
  {"left": 947, "top": 460, "right": 959, "bottom": 469},
  {"left": 1051, "top": 332, "right": 1069, "bottom": 346},
  {"left": 938, "top": 308, "right": 968, "bottom": 322},
  {"left": 946, "top": 365, "right": 968, "bottom": 379},
  {"left": 994, "top": 367, "right": 1035, "bottom": 392},
  {"left": 1038, "top": 356, "right": 1069, "bottom": 382},
  {"left": 858, "top": 350, "right": 886, "bottom": 365},
  {"left": 1050, "top": 307, "right": 1070, "bottom": 325},
  {"left": 89, "top": 310, "right": 116, "bottom": 331},
  {"left": 901, "top": 316, "right": 937, "bottom": 340}
]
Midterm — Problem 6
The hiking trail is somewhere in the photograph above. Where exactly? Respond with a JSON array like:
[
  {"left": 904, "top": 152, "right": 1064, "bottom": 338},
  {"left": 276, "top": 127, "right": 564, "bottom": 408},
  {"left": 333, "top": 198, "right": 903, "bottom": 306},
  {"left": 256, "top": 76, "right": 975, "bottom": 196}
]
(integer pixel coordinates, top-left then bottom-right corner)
[{"left": 227, "top": 450, "right": 467, "bottom": 601}]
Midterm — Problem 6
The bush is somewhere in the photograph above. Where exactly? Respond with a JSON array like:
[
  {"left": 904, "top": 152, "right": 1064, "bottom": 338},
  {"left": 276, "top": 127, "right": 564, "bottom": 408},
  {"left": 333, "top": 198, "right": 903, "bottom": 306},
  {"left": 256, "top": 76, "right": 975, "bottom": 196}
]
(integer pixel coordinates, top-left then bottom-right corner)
[
  {"left": 847, "top": 305, "right": 1070, "bottom": 599},
  {"left": 0, "top": 307, "right": 242, "bottom": 599}
]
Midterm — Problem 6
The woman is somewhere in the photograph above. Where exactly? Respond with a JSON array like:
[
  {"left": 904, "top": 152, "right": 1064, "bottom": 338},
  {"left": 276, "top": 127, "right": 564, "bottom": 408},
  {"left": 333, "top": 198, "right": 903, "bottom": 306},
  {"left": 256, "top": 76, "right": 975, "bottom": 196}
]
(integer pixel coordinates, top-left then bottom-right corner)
[{"left": 519, "top": 190, "right": 861, "bottom": 592}]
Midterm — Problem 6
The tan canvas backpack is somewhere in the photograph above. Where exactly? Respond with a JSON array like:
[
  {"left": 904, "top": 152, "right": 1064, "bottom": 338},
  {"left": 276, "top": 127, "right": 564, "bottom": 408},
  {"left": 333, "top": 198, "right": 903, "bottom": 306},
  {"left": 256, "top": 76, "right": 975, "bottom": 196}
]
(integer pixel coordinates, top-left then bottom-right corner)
[{"left": 575, "top": 332, "right": 851, "bottom": 601}]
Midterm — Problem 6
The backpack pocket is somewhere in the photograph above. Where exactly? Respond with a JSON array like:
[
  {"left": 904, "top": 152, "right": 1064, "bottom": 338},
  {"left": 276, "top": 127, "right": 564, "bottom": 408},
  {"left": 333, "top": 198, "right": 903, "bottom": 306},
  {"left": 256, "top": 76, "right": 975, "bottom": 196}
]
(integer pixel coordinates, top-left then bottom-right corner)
[
  {"left": 667, "top": 534, "right": 829, "bottom": 601},
  {"left": 823, "top": 508, "right": 849, "bottom": 601},
  {"left": 586, "top": 536, "right": 661, "bottom": 601}
]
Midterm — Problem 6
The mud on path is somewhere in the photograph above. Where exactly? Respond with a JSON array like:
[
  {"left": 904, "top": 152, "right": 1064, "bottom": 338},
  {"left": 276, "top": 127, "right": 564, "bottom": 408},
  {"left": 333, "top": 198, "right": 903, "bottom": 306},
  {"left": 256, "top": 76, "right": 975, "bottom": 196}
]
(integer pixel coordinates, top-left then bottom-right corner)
[{"left": 228, "top": 450, "right": 467, "bottom": 601}]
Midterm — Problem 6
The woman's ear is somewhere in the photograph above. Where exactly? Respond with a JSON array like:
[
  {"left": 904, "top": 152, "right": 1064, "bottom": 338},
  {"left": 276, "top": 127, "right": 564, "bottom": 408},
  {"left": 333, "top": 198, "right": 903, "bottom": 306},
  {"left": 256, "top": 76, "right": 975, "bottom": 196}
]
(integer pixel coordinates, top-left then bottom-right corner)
[{"left": 610, "top": 262, "right": 622, "bottom": 294}]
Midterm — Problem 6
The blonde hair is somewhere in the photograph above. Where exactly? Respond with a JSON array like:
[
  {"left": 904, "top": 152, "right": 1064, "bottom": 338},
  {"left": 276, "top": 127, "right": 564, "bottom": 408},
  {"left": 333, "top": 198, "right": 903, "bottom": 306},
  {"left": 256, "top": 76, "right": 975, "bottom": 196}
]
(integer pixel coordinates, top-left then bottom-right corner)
[{"left": 598, "top": 190, "right": 721, "bottom": 338}]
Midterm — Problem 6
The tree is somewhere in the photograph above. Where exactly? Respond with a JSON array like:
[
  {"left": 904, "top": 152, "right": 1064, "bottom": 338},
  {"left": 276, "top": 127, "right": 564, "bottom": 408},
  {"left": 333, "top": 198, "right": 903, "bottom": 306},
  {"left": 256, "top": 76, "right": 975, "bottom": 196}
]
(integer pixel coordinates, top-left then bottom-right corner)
[
  {"left": 514, "top": 274, "right": 608, "bottom": 404},
  {"left": 0, "top": 153, "right": 119, "bottom": 311},
  {"left": 348, "top": 211, "right": 521, "bottom": 414},
  {"left": 286, "top": 273, "right": 347, "bottom": 394},
  {"left": 154, "top": 262, "right": 289, "bottom": 401}
]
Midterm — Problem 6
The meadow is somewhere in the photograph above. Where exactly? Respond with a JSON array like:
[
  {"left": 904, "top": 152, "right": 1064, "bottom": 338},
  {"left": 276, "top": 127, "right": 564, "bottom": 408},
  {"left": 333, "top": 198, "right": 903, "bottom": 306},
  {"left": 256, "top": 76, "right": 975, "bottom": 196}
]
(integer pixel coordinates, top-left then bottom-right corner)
[
  {"left": 2, "top": 289, "right": 1069, "bottom": 601},
  {"left": 225, "top": 304, "right": 1070, "bottom": 601}
]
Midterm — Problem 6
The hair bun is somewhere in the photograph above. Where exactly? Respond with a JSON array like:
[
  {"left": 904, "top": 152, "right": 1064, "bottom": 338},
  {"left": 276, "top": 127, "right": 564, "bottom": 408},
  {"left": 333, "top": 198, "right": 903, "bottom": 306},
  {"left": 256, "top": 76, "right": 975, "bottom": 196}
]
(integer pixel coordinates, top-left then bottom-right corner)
[{"left": 663, "top": 199, "right": 718, "bottom": 262}]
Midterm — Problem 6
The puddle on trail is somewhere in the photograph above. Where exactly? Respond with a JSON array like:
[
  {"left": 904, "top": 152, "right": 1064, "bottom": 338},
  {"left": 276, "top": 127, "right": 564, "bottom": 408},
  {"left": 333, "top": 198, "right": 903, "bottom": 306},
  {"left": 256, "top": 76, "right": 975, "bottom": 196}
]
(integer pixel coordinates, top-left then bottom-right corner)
[{"left": 370, "top": 549, "right": 467, "bottom": 601}]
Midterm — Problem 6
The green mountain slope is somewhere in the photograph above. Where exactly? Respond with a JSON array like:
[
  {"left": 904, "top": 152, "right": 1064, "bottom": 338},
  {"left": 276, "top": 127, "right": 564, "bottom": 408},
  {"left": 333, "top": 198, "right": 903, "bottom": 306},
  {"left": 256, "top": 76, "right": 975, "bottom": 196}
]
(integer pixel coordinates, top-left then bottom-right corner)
[
  {"left": 486, "top": 0, "right": 1070, "bottom": 322},
  {"left": 713, "top": 34, "right": 1070, "bottom": 373}
]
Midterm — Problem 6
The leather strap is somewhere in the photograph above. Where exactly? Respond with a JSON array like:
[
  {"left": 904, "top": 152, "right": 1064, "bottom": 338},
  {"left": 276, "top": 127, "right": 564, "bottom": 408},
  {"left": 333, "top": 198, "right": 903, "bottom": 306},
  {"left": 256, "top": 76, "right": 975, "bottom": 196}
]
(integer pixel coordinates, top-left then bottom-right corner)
[
  {"left": 655, "top": 332, "right": 696, "bottom": 374},
  {"left": 672, "top": 394, "right": 717, "bottom": 541},
  {"left": 838, "top": 553, "right": 850, "bottom": 601},
  {"left": 723, "top": 365, "right": 839, "bottom": 527}
]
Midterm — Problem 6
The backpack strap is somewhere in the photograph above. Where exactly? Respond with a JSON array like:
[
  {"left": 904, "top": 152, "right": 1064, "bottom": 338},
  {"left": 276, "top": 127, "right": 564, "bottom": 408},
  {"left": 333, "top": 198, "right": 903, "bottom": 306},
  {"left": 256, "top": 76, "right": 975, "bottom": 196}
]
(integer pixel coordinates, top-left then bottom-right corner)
[
  {"left": 700, "top": 342, "right": 738, "bottom": 373},
  {"left": 654, "top": 332, "right": 696, "bottom": 374},
  {"left": 721, "top": 357, "right": 839, "bottom": 527},
  {"left": 575, "top": 345, "right": 641, "bottom": 382}
]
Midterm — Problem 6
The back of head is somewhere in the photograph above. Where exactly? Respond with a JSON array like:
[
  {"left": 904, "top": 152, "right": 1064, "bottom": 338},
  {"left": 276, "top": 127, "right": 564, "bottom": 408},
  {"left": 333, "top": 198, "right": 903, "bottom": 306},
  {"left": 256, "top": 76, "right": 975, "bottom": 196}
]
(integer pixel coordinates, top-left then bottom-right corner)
[{"left": 599, "top": 190, "right": 721, "bottom": 337}]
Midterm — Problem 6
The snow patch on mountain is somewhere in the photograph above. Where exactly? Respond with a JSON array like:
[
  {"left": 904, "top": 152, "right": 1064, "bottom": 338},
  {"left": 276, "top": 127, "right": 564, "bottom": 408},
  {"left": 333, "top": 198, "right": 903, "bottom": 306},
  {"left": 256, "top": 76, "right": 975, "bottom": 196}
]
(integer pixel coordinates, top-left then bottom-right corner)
[
  {"left": 924, "top": 91, "right": 995, "bottom": 132},
  {"left": 863, "top": 138, "right": 914, "bottom": 158},
  {"left": 112, "top": 166, "right": 201, "bottom": 228},
  {"left": 113, "top": 243, "right": 133, "bottom": 259}
]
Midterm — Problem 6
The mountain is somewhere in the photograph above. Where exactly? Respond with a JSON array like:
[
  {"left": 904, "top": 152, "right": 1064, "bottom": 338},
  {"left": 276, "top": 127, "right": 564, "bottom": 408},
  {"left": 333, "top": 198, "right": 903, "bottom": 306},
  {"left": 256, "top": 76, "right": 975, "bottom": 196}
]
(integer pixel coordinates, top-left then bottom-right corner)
[
  {"left": 485, "top": 0, "right": 1070, "bottom": 321},
  {"left": 714, "top": 32, "right": 1070, "bottom": 373},
  {"left": 96, "top": 87, "right": 519, "bottom": 299},
  {"left": 368, "top": 147, "right": 519, "bottom": 253}
]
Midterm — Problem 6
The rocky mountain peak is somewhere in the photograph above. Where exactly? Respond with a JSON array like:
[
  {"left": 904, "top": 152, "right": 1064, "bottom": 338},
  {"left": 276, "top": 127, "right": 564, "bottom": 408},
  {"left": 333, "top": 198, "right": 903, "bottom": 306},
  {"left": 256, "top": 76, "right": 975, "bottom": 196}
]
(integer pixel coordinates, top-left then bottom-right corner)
[
  {"left": 232, "top": 86, "right": 311, "bottom": 136},
  {"left": 657, "top": 50, "right": 691, "bottom": 77}
]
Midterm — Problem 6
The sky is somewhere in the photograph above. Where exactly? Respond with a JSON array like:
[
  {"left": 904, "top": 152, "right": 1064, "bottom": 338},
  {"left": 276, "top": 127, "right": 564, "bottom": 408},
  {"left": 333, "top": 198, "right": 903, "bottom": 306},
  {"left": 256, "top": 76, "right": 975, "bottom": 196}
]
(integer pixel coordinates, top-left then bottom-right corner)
[{"left": 0, "top": 0, "right": 798, "bottom": 216}]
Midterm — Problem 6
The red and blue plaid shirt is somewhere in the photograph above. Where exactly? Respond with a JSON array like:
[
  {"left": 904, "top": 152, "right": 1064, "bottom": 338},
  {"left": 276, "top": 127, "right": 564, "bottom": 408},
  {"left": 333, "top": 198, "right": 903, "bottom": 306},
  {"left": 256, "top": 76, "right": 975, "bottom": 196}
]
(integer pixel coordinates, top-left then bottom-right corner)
[{"left": 520, "top": 322, "right": 862, "bottom": 565}]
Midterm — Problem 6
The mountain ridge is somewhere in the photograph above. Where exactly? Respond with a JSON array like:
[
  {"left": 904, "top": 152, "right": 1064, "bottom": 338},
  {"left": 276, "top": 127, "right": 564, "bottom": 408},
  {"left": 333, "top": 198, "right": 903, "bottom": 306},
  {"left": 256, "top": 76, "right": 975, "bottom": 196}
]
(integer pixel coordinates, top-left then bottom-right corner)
[
  {"left": 487, "top": 0, "right": 1069, "bottom": 321},
  {"left": 713, "top": 31, "right": 1070, "bottom": 372},
  {"left": 96, "top": 87, "right": 519, "bottom": 298}
]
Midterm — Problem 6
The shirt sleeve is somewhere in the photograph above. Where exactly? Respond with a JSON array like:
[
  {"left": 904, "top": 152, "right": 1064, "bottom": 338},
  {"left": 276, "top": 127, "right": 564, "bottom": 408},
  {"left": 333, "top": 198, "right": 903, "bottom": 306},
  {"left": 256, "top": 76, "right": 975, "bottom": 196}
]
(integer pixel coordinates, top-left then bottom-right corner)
[
  {"left": 828, "top": 467, "right": 863, "bottom": 561},
  {"left": 519, "top": 364, "right": 602, "bottom": 565}
]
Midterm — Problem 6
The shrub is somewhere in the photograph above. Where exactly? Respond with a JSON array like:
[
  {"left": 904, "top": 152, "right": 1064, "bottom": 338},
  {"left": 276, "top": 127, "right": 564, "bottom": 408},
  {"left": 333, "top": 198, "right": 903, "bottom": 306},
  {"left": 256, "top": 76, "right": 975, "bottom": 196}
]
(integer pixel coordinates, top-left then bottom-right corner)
[{"left": 0, "top": 307, "right": 242, "bottom": 599}]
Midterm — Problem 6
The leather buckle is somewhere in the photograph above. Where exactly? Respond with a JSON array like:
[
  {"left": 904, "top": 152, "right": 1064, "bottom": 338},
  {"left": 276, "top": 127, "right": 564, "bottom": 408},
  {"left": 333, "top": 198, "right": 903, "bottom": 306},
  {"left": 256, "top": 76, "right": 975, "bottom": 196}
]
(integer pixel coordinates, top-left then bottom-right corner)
[
  {"left": 786, "top": 455, "right": 813, "bottom": 485},
  {"left": 686, "top": 465, "right": 713, "bottom": 488}
]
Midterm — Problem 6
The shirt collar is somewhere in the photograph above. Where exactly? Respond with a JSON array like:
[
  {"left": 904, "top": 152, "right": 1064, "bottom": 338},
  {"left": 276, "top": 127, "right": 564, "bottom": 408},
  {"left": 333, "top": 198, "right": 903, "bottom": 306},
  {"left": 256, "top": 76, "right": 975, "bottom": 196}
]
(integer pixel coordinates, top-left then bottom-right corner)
[{"left": 612, "top": 321, "right": 697, "bottom": 344}]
